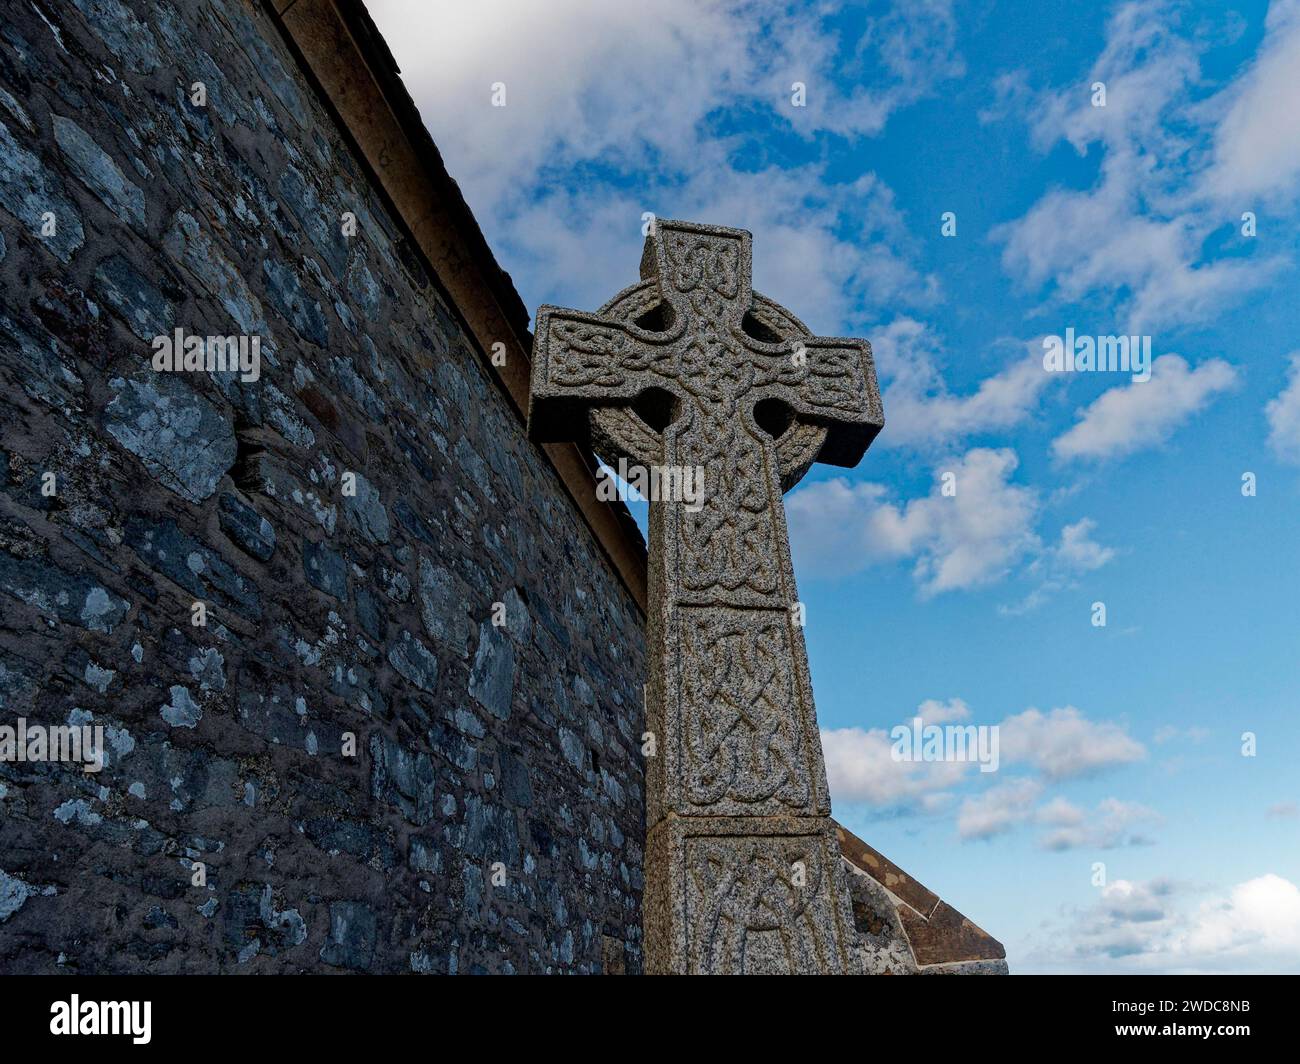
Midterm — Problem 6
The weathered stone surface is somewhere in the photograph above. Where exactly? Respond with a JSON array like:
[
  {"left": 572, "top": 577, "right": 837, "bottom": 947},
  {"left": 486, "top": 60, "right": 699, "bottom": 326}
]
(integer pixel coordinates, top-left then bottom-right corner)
[
  {"left": 0, "top": 0, "right": 645, "bottom": 976},
  {"left": 0, "top": 117, "right": 83, "bottom": 261},
  {"left": 124, "top": 517, "right": 260, "bottom": 619},
  {"left": 0, "top": 869, "right": 36, "bottom": 922},
  {"left": 223, "top": 884, "right": 308, "bottom": 961},
  {"left": 837, "top": 822, "right": 939, "bottom": 918},
  {"left": 529, "top": 219, "right": 883, "bottom": 974},
  {"left": 51, "top": 114, "right": 144, "bottom": 227},
  {"left": 162, "top": 210, "right": 266, "bottom": 334},
  {"left": 838, "top": 823, "right": 1007, "bottom": 973},
  {"left": 900, "top": 900, "right": 1007, "bottom": 968},
  {"left": 468, "top": 620, "right": 514, "bottom": 720},
  {"left": 842, "top": 857, "right": 920, "bottom": 975},
  {"left": 189, "top": 646, "right": 225, "bottom": 692},
  {"left": 263, "top": 257, "right": 328, "bottom": 347},
  {"left": 94, "top": 254, "right": 173, "bottom": 341},
  {"left": 0, "top": 553, "right": 130, "bottom": 632},
  {"left": 302, "top": 538, "right": 347, "bottom": 600},
  {"left": 417, "top": 556, "right": 470, "bottom": 655},
  {"left": 278, "top": 164, "right": 348, "bottom": 280},
  {"left": 104, "top": 373, "right": 236, "bottom": 503},
  {"left": 342, "top": 471, "right": 389, "bottom": 544},
  {"left": 643, "top": 816, "right": 861, "bottom": 974},
  {"left": 918, "top": 958, "right": 1011, "bottom": 975},
  {"left": 217, "top": 492, "right": 276, "bottom": 562},
  {"left": 69, "top": 0, "right": 161, "bottom": 73},
  {"left": 319, "top": 900, "right": 376, "bottom": 971},
  {"left": 160, "top": 684, "right": 202, "bottom": 729},
  {"left": 387, "top": 629, "right": 439, "bottom": 693},
  {"left": 370, "top": 733, "right": 435, "bottom": 825}
]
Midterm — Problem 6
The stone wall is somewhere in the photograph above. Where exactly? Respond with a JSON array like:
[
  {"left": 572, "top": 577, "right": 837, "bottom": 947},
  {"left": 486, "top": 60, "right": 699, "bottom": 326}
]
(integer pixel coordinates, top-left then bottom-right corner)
[{"left": 0, "top": 0, "right": 647, "bottom": 973}]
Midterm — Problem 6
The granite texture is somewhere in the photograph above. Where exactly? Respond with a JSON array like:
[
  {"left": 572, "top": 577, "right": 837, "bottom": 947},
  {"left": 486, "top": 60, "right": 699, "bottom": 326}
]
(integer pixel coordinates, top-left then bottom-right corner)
[{"left": 529, "top": 219, "right": 884, "bottom": 973}]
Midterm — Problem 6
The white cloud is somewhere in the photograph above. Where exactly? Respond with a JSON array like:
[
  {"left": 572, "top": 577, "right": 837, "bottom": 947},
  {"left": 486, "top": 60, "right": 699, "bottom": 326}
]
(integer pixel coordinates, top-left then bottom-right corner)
[
  {"left": 790, "top": 458, "right": 1114, "bottom": 607},
  {"left": 827, "top": 700, "right": 1150, "bottom": 852},
  {"left": 788, "top": 447, "right": 1039, "bottom": 594},
  {"left": 1002, "top": 517, "right": 1118, "bottom": 614},
  {"left": 1036, "top": 795, "right": 1085, "bottom": 828},
  {"left": 1052, "top": 354, "right": 1237, "bottom": 461},
  {"left": 768, "top": 0, "right": 966, "bottom": 140},
  {"left": 916, "top": 697, "right": 971, "bottom": 724},
  {"left": 1037, "top": 874, "right": 1300, "bottom": 973},
  {"left": 872, "top": 319, "right": 1052, "bottom": 449},
  {"left": 370, "top": 0, "right": 963, "bottom": 193},
  {"left": 419, "top": 148, "right": 939, "bottom": 339},
  {"left": 1037, "top": 797, "right": 1161, "bottom": 851},
  {"left": 1200, "top": 0, "right": 1300, "bottom": 205},
  {"left": 1180, "top": 874, "right": 1300, "bottom": 966},
  {"left": 370, "top": 0, "right": 752, "bottom": 211},
  {"left": 989, "top": 0, "right": 1296, "bottom": 330},
  {"left": 820, "top": 698, "right": 981, "bottom": 813},
  {"left": 994, "top": 172, "right": 1276, "bottom": 331},
  {"left": 1055, "top": 518, "right": 1116, "bottom": 572},
  {"left": 957, "top": 778, "right": 1043, "bottom": 840},
  {"left": 1265, "top": 352, "right": 1300, "bottom": 463},
  {"left": 1028, "top": 2, "right": 1198, "bottom": 157},
  {"left": 999, "top": 706, "right": 1145, "bottom": 781},
  {"left": 368, "top": 0, "right": 961, "bottom": 331},
  {"left": 820, "top": 724, "right": 968, "bottom": 808},
  {"left": 960, "top": 791, "right": 1159, "bottom": 847}
]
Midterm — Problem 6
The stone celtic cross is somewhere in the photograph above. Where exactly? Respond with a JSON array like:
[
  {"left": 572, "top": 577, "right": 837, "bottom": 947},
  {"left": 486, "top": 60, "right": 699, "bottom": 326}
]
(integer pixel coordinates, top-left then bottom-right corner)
[{"left": 528, "top": 219, "right": 883, "bottom": 973}]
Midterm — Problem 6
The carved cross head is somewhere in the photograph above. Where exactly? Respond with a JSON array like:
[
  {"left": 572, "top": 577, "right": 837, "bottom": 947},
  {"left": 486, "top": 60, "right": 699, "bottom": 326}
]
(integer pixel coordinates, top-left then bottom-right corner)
[{"left": 527, "top": 219, "right": 883, "bottom": 492}]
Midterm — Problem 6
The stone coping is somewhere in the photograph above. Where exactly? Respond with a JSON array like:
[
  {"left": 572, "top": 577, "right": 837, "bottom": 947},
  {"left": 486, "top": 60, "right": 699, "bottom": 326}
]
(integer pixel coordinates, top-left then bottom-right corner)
[{"left": 836, "top": 823, "right": 1007, "bottom": 969}]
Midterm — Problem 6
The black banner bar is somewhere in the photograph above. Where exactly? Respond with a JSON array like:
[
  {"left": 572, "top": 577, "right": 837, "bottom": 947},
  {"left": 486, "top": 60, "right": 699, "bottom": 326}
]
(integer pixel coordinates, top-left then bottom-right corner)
[{"left": 0, "top": 973, "right": 1291, "bottom": 1051}]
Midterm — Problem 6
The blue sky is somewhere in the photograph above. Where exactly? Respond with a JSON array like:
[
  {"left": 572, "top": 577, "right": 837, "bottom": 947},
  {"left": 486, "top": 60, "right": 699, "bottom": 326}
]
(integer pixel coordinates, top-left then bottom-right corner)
[{"left": 371, "top": 0, "right": 1300, "bottom": 972}]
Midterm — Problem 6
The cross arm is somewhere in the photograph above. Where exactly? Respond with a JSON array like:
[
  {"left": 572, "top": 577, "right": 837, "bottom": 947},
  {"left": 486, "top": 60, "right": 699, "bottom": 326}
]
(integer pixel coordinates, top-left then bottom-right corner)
[
  {"left": 527, "top": 304, "right": 673, "bottom": 444},
  {"left": 746, "top": 334, "right": 884, "bottom": 468}
]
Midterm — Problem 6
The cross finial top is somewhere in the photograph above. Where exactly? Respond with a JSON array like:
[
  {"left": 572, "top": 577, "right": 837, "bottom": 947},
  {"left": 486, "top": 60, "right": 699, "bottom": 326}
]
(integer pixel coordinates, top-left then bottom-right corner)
[{"left": 636, "top": 219, "right": 751, "bottom": 328}]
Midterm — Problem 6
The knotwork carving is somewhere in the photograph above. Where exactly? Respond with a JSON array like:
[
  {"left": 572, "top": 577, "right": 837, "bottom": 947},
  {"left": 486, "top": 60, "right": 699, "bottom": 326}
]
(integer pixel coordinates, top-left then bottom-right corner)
[
  {"left": 681, "top": 610, "right": 809, "bottom": 811},
  {"left": 687, "top": 834, "right": 835, "bottom": 974}
]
